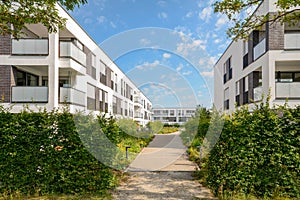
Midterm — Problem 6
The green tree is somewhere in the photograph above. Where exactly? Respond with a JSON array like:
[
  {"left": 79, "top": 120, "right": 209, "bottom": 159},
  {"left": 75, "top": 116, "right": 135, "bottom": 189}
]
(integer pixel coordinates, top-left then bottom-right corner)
[
  {"left": 147, "top": 121, "right": 163, "bottom": 134},
  {"left": 213, "top": 0, "right": 300, "bottom": 39},
  {"left": 0, "top": 0, "right": 87, "bottom": 38}
]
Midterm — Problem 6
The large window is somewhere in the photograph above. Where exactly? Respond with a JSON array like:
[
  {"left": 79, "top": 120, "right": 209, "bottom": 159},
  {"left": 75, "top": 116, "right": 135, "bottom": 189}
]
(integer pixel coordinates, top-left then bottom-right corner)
[
  {"left": 16, "top": 70, "right": 39, "bottom": 86},
  {"left": 276, "top": 72, "right": 300, "bottom": 82}
]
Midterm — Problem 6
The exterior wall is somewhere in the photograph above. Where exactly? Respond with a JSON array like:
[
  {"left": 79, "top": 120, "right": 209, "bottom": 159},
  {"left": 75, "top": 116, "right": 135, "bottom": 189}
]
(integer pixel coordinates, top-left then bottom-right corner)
[
  {"left": 0, "top": 4, "right": 152, "bottom": 125},
  {"left": 152, "top": 107, "right": 196, "bottom": 125},
  {"left": 0, "top": 35, "right": 11, "bottom": 55},
  {"left": 214, "top": 0, "right": 300, "bottom": 113}
]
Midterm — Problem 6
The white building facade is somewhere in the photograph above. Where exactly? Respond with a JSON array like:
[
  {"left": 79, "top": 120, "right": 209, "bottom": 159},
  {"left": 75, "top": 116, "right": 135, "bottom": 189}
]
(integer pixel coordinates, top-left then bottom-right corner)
[
  {"left": 0, "top": 5, "right": 152, "bottom": 126},
  {"left": 152, "top": 107, "right": 196, "bottom": 125},
  {"left": 214, "top": 0, "right": 300, "bottom": 112}
]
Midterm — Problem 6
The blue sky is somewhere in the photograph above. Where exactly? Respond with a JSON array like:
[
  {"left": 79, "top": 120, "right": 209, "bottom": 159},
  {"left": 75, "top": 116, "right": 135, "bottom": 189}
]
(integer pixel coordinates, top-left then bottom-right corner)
[{"left": 70, "top": 0, "right": 232, "bottom": 108}]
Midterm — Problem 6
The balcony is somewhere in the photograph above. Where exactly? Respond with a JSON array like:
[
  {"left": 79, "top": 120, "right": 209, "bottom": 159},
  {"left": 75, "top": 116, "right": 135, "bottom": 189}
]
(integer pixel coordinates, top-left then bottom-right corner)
[
  {"left": 253, "top": 38, "right": 266, "bottom": 60},
  {"left": 12, "top": 39, "right": 48, "bottom": 55},
  {"left": 284, "top": 33, "right": 300, "bottom": 50},
  {"left": 59, "top": 87, "right": 86, "bottom": 106},
  {"left": 11, "top": 86, "right": 48, "bottom": 103},
  {"left": 276, "top": 82, "right": 300, "bottom": 99},
  {"left": 253, "top": 86, "right": 263, "bottom": 101},
  {"left": 60, "top": 41, "right": 86, "bottom": 66}
]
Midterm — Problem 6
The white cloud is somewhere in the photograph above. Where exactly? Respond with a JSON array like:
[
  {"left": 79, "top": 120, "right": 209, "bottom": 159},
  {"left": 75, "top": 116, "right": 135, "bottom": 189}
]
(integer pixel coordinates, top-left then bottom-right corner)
[
  {"left": 200, "top": 70, "right": 214, "bottom": 77},
  {"left": 158, "top": 12, "right": 168, "bottom": 19},
  {"left": 139, "top": 38, "right": 151, "bottom": 46},
  {"left": 176, "top": 39, "right": 207, "bottom": 56},
  {"left": 199, "top": 6, "right": 213, "bottom": 22},
  {"left": 160, "top": 74, "right": 166, "bottom": 79},
  {"left": 163, "top": 53, "right": 171, "bottom": 59},
  {"left": 215, "top": 16, "right": 228, "bottom": 29},
  {"left": 110, "top": 21, "right": 117, "bottom": 28},
  {"left": 176, "top": 63, "right": 183, "bottom": 72},
  {"left": 84, "top": 18, "right": 93, "bottom": 24},
  {"left": 214, "top": 39, "right": 221, "bottom": 44},
  {"left": 185, "top": 11, "right": 193, "bottom": 18},
  {"left": 135, "top": 60, "right": 160, "bottom": 71},
  {"left": 97, "top": 16, "right": 106, "bottom": 24},
  {"left": 182, "top": 71, "right": 192, "bottom": 76},
  {"left": 157, "top": 1, "right": 166, "bottom": 7}
]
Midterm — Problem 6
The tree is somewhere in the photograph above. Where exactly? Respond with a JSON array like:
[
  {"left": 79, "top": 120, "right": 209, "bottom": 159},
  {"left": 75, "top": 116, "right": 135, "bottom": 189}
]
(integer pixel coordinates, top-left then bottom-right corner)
[
  {"left": 213, "top": 0, "right": 300, "bottom": 40},
  {"left": 0, "top": 0, "right": 87, "bottom": 38}
]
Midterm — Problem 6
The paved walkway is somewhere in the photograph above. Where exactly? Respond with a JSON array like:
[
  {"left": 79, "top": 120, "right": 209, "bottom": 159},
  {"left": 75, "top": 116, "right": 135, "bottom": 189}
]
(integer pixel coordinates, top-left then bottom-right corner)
[{"left": 112, "top": 132, "right": 216, "bottom": 200}]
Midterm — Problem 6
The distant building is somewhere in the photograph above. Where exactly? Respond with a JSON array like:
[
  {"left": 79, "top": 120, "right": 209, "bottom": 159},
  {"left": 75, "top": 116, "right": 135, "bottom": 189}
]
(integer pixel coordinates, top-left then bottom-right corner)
[
  {"left": 214, "top": 0, "right": 300, "bottom": 113},
  {"left": 0, "top": 4, "right": 152, "bottom": 126},
  {"left": 152, "top": 107, "right": 196, "bottom": 125}
]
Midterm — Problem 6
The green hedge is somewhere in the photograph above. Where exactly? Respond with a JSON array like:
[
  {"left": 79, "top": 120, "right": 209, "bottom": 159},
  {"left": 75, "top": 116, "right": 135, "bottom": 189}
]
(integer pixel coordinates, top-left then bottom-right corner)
[
  {"left": 0, "top": 107, "right": 116, "bottom": 196},
  {"left": 206, "top": 103, "right": 300, "bottom": 199}
]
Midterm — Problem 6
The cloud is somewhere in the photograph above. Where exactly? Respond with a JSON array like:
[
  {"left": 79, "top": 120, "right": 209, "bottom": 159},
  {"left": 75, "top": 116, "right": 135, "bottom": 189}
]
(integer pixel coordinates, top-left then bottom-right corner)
[
  {"left": 97, "top": 16, "right": 106, "bottom": 24},
  {"left": 185, "top": 11, "right": 193, "bottom": 18},
  {"left": 158, "top": 12, "right": 168, "bottom": 19},
  {"left": 182, "top": 71, "right": 192, "bottom": 76},
  {"left": 84, "top": 18, "right": 93, "bottom": 24},
  {"left": 200, "top": 70, "right": 214, "bottom": 77},
  {"left": 163, "top": 53, "right": 171, "bottom": 59},
  {"left": 176, "top": 39, "right": 207, "bottom": 56},
  {"left": 140, "top": 38, "right": 151, "bottom": 46},
  {"left": 215, "top": 16, "right": 228, "bottom": 29},
  {"left": 199, "top": 6, "right": 213, "bottom": 22},
  {"left": 110, "top": 21, "right": 117, "bottom": 28},
  {"left": 176, "top": 63, "right": 183, "bottom": 72},
  {"left": 157, "top": 1, "right": 166, "bottom": 7},
  {"left": 135, "top": 60, "right": 161, "bottom": 71}
]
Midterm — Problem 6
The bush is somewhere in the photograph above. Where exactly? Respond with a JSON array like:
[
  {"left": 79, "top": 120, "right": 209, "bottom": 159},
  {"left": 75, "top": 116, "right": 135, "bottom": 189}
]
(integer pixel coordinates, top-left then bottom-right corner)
[{"left": 206, "top": 103, "right": 300, "bottom": 199}]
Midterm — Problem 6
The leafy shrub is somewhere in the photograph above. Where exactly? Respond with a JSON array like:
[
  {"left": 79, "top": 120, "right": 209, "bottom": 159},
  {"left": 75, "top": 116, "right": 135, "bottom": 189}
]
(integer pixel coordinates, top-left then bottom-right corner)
[{"left": 206, "top": 102, "right": 300, "bottom": 199}]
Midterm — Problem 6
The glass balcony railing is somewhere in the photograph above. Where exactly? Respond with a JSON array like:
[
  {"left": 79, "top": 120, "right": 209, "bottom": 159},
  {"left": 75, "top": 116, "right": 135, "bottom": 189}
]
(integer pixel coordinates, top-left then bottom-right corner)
[
  {"left": 59, "top": 41, "right": 86, "bottom": 66},
  {"left": 253, "top": 86, "right": 263, "bottom": 101},
  {"left": 60, "top": 87, "right": 86, "bottom": 106},
  {"left": 276, "top": 82, "right": 300, "bottom": 98},
  {"left": 11, "top": 86, "right": 48, "bottom": 102},
  {"left": 12, "top": 39, "right": 49, "bottom": 55},
  {"left": 284, "top": 33, "right": 300, "bottom": 49},
  {"left": 253, "top": 38, "right": 266, "bottom": 60}
]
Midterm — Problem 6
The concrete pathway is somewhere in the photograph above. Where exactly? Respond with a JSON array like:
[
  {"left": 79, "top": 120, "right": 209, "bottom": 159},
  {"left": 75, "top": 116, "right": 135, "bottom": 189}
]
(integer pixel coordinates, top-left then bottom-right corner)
[{"left": 112, "top": 132, "right": 216, "bottom": 200}]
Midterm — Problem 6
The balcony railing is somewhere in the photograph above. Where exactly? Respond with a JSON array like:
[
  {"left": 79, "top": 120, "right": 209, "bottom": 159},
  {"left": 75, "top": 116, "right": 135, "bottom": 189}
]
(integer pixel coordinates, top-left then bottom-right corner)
[
  {"left": 276, "top": 82, "right": 300, "bottom": 99},
  {"left": 60, "top": 41, "right": 86, "bottom": 66},
  {"left": 253, "top": 38, "right": 266, "bottom": 60},
  {"left": 12, "top": 39, "right": 49, "bottom": 55},
  {"left": 284, "top": 33, "right": 300, "bottom": 49},
  {"left": 253, "top": 86, "right": 263, "bottom": 101},
  {"left": 11, "top": 86, "right": 48, "bottom": 103},
  {"left": 60, "top": 87, "right": 86, "bottom": 106}
]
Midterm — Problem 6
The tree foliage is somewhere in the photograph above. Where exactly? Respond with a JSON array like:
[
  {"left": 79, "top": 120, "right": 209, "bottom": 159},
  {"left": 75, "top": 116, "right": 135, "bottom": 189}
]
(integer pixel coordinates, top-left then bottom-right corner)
[
  {"left": 0, "top": 0, "right": 87, "bottom": 38},
  {"left": 213, "top": 0, "right": 300, "bottom": 39}
]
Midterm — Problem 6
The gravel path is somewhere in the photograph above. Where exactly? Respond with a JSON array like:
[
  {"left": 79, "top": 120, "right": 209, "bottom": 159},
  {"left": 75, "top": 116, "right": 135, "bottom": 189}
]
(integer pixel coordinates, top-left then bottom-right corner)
[{"left": 112, "top": 133, "right": 216, "bottom": 200}]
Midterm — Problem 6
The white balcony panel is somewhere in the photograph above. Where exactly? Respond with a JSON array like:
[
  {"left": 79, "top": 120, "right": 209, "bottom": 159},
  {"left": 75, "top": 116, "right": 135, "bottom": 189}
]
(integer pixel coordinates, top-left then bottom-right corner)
[
  {"left": 253, "top": 86, "right": 263, "bottom": 101},
  {"left": 59, "top": 59, "right": 86, "bottom": 75},
  {"left": 284, "top": 33, "right": 300, "bottom": 49},
  {"left": 276, "top": 82, "right": 300, "bottom": 98},
  {"left": 253, "top": 38, "right": 266, "bottom": 60},
  {"left": 12, "top": 39, "right": 48, "bottom": 55},
  {"left": 60, "top": 87, "right": 85, "bottom": 106},
  {"left": 60, "top": 41, "right": 86, "bottom": 66},
  {"left": 12, "top": 87, "right": 48, "bottom": 102}
]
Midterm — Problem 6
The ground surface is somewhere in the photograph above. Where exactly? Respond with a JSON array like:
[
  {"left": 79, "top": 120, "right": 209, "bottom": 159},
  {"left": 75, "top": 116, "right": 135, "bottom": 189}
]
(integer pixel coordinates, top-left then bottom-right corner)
[{"left": 112, "top": 132, "right": 216, "bottom": 200}]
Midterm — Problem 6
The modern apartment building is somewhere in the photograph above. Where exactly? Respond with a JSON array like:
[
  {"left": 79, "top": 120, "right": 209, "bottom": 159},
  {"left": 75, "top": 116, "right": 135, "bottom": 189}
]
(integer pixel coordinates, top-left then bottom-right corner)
[
  {"left": 152, "top": 107, "right": 196, "bottom": 125},
  {"left": 0, "top": 4, "right": 152, "bottom": 126},
  {"left": 214, "top": 0, "right": 300, "bottom": 112}
]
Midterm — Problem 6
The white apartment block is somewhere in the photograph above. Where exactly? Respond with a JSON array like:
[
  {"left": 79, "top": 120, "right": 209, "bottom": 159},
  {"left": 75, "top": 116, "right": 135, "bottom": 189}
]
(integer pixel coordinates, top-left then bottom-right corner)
[
  {"left": 153, "top": 107, "right": 196, "bottom": 125},
  {"left": 214, "top": 0, "right": 300, "bottom": 112},
  {"left": 0, "top": 4, "right": 152, "bottom": 126}
]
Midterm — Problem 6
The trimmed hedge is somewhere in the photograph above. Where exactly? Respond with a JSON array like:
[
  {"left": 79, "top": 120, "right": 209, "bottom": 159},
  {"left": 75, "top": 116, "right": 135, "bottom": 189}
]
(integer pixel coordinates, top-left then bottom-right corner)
[
  {"left": 206, "top": 103, "right": 300, "bottom": 199},
  {"left": 0, "top": 107, "right": 116, "bottom": 195}
]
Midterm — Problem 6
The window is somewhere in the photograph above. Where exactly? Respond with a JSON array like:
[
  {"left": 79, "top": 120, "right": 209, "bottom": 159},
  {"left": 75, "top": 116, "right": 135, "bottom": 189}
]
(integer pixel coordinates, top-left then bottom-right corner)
[
  {"left": 87, "top": 84, "right": 96, "bottom": 110},
  {"left": 295, "top": 73, "right": 300, "bottom": 82},
  {"left": 224, "top": 88, "right": 229, "bottom": 110},
  {"left": 223, "top": 57, "right": 232, "bottom": 83},
  {"left": 280, "top": 72, "right": 293, "bottom": 82},
  {"left": 16, "top": 70, "right": 39, "bottom": 86},
  {"left": 235, "top": 81, "right": 240, "bottom": 95},
  {"left": 244, "top": 76, "right": 249, "bottom": 92}
]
